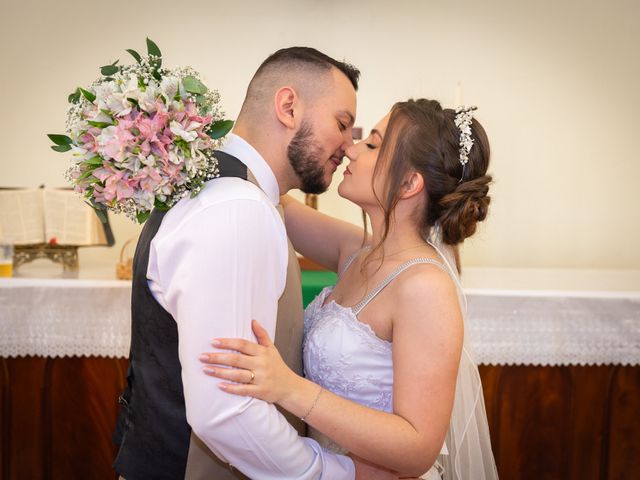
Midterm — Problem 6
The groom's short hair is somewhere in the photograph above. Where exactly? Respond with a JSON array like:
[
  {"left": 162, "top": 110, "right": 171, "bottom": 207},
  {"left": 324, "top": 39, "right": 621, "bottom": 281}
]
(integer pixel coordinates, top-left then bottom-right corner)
[
  {"left": 253, "top": 47, "right": 360, "bottom": 90},
  {"left": 239, "top": 47, "right": 359, "bottom": 119}
]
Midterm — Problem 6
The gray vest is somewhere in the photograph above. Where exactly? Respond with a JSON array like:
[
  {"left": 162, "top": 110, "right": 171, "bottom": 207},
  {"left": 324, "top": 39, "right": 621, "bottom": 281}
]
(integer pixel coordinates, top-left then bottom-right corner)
[{"left": 113, "top": 151, "right": 304, "bottom": 480}]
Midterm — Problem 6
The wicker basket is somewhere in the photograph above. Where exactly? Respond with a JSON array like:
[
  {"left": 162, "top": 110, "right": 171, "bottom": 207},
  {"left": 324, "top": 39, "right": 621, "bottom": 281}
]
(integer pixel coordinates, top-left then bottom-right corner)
[{"left": 115, "top": 237, "right": 136, "bottom": 280}]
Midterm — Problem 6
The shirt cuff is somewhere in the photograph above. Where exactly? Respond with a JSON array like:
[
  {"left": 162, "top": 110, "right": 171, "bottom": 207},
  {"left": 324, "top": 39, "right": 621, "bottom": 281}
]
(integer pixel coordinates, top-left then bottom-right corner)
[{"left": 303, "top": 437, "right": 355, "bottom": 479}]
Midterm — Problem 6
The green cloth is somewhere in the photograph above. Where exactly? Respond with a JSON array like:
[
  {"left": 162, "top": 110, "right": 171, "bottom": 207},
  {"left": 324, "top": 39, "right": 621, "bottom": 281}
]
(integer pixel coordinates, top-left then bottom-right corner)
[{"left": 301, "top": 270, "right": 337, "bottom": 308}]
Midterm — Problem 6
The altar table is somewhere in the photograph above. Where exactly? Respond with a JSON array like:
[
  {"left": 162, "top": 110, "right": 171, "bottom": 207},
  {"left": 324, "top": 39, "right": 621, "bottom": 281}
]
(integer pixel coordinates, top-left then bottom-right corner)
[{"left": 1, "top": 264, "right": 639, "bottom": 479}]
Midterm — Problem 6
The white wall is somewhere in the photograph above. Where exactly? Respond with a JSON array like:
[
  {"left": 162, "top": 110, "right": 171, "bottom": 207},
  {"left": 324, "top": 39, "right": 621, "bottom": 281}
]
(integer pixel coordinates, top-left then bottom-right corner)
[{"left": 1, "top": 0, "right": 638, "bottom": 270}]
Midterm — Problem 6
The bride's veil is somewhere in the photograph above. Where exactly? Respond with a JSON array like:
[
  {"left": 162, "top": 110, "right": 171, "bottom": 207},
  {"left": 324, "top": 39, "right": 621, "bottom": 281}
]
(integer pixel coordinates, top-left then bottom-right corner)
[{"left": 426, "top": 225, "right": 499, "bottom": 479}]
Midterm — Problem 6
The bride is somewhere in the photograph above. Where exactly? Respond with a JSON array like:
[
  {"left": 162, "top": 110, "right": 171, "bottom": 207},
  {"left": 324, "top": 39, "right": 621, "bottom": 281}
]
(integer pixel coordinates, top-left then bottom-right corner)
[{"left": 200, "top": 98, "right": 498, "bottom": 479}]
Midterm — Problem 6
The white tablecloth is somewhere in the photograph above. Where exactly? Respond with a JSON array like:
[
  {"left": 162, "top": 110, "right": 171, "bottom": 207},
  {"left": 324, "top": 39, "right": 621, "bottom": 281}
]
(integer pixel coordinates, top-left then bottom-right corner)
[
  {"left": 1, "top": 265, "right": 639, "bottom": 365},
  {"left": 0, "top": 276, "right": 131, "bottom": 358}
]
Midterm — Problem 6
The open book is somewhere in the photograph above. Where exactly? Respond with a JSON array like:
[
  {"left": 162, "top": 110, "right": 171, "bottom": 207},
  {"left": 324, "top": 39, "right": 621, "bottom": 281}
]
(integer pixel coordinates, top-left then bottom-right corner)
[{"left": 0, "top": 187, "right": 114, "bottom": 246}]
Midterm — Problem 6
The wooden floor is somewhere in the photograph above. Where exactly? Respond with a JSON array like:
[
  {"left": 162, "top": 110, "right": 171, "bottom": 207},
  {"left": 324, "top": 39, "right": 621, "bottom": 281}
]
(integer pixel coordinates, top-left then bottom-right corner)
[{"left": 1, "top": 357, "right": 639, "bottom": 479}]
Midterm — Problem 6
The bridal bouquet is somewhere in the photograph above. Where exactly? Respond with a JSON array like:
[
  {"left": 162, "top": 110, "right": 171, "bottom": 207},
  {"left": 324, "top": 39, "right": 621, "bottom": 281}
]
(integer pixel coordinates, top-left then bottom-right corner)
[{"left": 48, "top": 39, "right": 233, "bottom": 223}]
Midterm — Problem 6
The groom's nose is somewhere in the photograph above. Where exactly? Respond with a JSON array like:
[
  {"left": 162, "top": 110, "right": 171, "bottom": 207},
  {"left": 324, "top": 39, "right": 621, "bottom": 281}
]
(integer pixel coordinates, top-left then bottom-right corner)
[
  {"left": 345, "top": 144, "right": 357, "bottom": 160},
  {"left": 342, "top": 129, "right": 355, "bottom": 149}
]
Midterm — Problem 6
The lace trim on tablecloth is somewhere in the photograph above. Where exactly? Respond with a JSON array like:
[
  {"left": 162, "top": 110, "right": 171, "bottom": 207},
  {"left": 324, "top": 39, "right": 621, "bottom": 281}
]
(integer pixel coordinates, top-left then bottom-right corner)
[
  {"left": 0, "top": 284, "right": 131, "bottom": 358},
  {"left": 465, "top": 295, "right": 640, "bottom": 366},
  {"left": 2, "top": 282, "right": 639, "bottom": 364}
]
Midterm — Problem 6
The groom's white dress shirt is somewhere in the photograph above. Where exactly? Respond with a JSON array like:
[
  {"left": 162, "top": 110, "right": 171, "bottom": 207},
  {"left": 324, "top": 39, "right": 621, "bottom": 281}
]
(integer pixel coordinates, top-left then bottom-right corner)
[{"left": 147, "top": 134, "right": 355, "bottom": 479}]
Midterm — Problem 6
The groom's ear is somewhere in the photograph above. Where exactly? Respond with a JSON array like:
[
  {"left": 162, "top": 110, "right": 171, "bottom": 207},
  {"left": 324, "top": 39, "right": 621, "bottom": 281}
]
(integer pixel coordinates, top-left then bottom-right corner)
[{"left": 274, "top": 87, "right": 298, "bottom": 129}]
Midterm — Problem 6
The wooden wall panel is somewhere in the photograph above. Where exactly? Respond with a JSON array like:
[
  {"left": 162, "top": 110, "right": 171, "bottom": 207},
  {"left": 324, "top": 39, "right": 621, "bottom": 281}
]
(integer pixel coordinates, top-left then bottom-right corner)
[
  {"left": 566, "top": 365, "right": 611, "bottom": 480},
  {"left": 6, "top": 357, "right": 47, "bottom": 480},
  {"left": 45, "top": 357, "right": 125, "bottom": 480},
  {"left": 606, "top": 366, "right": 640, "bottom": 479},
  {"left": 1, "top": 359, "right": 9, "bottom": 480},
  {"left": 492, "top": 366, "right": 573, "bottom": 479},
  {"left": 2, "top": 359, "right": 639, "bottom": 480}
]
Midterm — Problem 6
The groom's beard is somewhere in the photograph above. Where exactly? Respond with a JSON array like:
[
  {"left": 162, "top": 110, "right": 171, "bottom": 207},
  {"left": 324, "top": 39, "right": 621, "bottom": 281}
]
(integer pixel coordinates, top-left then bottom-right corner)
[{"left": 287, "top": 121, "right": 329, "bottom": 194}]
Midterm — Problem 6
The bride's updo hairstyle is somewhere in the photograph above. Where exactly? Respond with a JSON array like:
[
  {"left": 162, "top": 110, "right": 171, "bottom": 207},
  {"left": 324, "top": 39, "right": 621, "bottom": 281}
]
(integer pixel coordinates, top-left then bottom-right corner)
[{"left": 372, "top": 98, "right": 491, "bottom": 251}]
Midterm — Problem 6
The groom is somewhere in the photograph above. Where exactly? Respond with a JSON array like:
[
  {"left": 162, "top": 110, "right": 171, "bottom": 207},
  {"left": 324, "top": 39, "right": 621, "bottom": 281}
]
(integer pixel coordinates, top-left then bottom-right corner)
[{"left": 113, "top": 47, "right": 360, "bottom": 479}]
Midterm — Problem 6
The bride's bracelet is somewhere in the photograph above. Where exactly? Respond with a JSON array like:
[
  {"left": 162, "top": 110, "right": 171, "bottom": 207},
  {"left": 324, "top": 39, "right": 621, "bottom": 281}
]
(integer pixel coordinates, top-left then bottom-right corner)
[{"left": 300, "top": 385, "right": 324, "bottom": 422}]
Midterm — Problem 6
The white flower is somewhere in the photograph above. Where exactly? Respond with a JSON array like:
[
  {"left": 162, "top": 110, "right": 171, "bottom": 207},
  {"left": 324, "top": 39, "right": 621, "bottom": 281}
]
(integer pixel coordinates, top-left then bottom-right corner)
[
  {"left": 68, "top": 119, "right": 89, "bottom": 137},
  {"left": 133, "top": 189, "right": 155, "bottom": 211},
  {"left": 185, "top": 150, "right": 207, "bottom": 173},
  {"left": 170, "top": 120, "right": 198, "bottom": 142},
  {"left": 157, "top": 180, "right": 173, "bottom": 195},
  {"left": 139, "top": 85, "right": 159, "bottom": 113},
  {"left": 140, "top": 154, "right": 156, "bottom": 167},
  {"left": 169, "top": 99, "right": 184, "bottom": 112},
  {"left": 106, "top": 92, "right": 132, "bottom": 117},
  {"left": 89, "top": 111, "right": 113, "bottom": 124},
  {"left": 168, "top": 150, "right": 183, "bottom": 165},
  {"left": 70, "top": 145, "right": 89, "bottom": 157},
  {"left": 94, "top": 82, "right": 117, "bottom": 110},
  {"left": 97, "top": 125, "right": 117, "bottom": 146},
  {"left": 160, "top": 77, "right": 179, "bottom": 102},
  {"left": 121, "top": 155, "right": 142, "bottom": 172},
  {"left": 120, "top": 76, "right": 140, "bottom": 101}
]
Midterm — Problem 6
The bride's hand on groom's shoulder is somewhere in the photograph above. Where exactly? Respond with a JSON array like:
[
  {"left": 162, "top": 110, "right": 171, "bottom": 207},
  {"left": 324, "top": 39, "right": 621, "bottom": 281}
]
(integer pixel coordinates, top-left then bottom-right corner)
[{"left": 198, "top": 320, "right": 298, "bottom": 404}]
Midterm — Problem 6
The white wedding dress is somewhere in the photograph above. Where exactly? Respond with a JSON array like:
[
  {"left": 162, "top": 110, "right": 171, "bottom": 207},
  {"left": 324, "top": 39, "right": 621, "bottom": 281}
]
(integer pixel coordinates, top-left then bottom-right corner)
[
  {"left": 303, "top": 253, "right": 446, "bottom": 479},
  {"left": 302, "top": 238, "right": 498, "bottom": 480}
]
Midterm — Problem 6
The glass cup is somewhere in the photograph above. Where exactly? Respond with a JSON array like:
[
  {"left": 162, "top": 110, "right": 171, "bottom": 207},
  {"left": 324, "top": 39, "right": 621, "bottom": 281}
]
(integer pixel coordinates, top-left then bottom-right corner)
[{"left": 0, "top": 244, "right": 14, "bottom": 277}]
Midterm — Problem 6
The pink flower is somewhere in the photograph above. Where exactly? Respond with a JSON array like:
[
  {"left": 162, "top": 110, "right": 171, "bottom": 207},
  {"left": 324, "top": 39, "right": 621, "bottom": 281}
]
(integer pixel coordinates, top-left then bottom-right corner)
[
  {"left": 134, "top": 166, "right": 163, "bottom": 192},
  {"left": 115, "top": 178, "right": 136, "bottom": 200},
  {"left": 77, "top": 126, "right": 102, "bottom": 153},
  {"left": 184, "top": 100, "right": 197, "bottom": 116},
  {"left": 93, "top": 184, "right": 114, "bottom": 204},
  {"left": 163, "top": 161, "right": 185, "bottom": 184},
  {"left": 93, "top": 165, "right": 116, "bottom": 182},
  {"left": 137, "top": 110, "right": 169, "bottom": 141},
  {"left": 98, "top": 125, "right": 135, "bottom": 162},
  {"left": 93, "top": 169, "right": 138, "bottom": 202}
]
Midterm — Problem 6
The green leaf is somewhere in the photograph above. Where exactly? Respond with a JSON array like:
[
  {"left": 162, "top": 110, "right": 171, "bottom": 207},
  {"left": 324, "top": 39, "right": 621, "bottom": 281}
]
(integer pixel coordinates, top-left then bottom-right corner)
[
  {"left": 146, "top": 38, "right": 162, "bottom": 58},
  {"left": 84, "top": 156, "right": 103, "bottom": 166},
  {"left": 208, "top": 119, "right": 234, "bottom": 140},
  {"left": 136, "top": 210, "right": 151, "bottom": 224},
  {"left": 48, "top": 134, "right": 73, "bottom": 146},
  {"left": 126, "top": 48, "right": 142, "bottom": 63},
  {"left": 78, "top": 168, "right": 97, "bottom": 180},
  {"left": 79, "top": 88, "right": 96, "bottom": 102},
  {"left": 87, "top": 120, "right": 113, "bottom": 128},
  {"left": 101, "top": 64, "right": 119, "bottom": 76},
  {"left": 51, "top": 144, "right": 72, "bottom": 153},
  {"left": 146, "top": 38, "right": 162, "bottom": 70},
  {"left": 154, "top": 198, "right": 170, "bottom": 211},
  {"left": 68, "top": 88, "right": 81, "bottom": 104},
  {"left": 183, "top": 75, "right": 207, "bottom": 95}
]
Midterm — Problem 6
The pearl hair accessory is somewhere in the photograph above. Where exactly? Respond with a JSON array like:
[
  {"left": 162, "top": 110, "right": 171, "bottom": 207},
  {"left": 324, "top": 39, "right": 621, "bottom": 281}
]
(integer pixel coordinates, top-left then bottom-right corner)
[{"left": 454, "top": 106, "right": 478, "bottom": 183}]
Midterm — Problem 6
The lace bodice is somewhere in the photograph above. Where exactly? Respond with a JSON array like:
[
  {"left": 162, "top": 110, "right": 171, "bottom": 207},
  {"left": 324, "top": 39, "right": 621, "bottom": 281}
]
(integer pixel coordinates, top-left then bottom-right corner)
[{"left": 303, "top": 286, "right": 394, "bottom": 414}]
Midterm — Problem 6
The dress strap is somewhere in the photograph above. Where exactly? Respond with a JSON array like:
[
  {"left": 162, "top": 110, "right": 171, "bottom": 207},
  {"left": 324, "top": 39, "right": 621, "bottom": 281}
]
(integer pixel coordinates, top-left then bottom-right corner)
[
  {"left": 352, "top": 258, "right": 447, "bottom": 315},
  {"left": 338, "top": 247, "right": 368, "bottom": 278}
]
